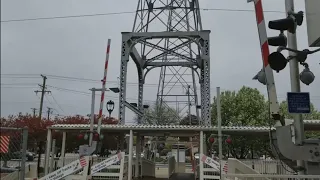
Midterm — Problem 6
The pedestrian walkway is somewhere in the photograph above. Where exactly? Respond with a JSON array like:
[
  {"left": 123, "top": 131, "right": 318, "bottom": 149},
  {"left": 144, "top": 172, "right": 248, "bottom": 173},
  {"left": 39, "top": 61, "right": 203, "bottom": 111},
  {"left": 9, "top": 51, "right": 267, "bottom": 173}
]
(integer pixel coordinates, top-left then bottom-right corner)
[{"left": 141, "top": 173, "right": 194, "bottom": 180}]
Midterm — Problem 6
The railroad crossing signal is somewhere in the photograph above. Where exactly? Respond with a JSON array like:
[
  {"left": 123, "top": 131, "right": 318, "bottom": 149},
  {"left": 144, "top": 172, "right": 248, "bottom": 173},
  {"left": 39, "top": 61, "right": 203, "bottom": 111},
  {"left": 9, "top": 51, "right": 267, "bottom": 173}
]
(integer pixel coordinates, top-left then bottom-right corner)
[{"left": 267, "top": 11, "right": 304, "bottom": 72}]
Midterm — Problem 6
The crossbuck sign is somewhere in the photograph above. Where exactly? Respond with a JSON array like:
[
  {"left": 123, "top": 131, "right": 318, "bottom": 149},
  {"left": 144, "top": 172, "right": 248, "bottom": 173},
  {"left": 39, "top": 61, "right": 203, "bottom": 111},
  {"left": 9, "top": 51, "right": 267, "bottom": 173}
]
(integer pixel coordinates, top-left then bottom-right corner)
[
  {"left": 39, "top": 157, "right": 88, "bottom": 180},
  {"left": 201, "top": 154, "right": 220, "bottom": 171}
]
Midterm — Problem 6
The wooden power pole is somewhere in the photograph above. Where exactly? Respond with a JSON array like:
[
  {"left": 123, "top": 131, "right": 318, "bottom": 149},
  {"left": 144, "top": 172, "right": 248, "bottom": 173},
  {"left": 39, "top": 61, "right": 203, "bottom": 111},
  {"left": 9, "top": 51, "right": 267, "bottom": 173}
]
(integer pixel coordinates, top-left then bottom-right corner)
[
  {"left": 31, "top": 108, "right": 37, "bottom": 117},
  {"left": 34, "top": 74, "right": 51, "bottom": 177},
  {"left": 47, "top": 107, "right": 53, "bottom": 120},
  {"left": 34, "top": 75, "right": 51, "bottom": 122}
]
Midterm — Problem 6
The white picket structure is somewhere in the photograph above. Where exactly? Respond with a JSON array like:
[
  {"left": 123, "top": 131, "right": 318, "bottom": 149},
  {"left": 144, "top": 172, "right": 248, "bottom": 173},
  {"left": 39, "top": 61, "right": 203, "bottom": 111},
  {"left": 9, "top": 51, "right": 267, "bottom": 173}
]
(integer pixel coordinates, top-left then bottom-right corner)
[{"left": 41, "top": 153, "right": 127, "bottom": 180}]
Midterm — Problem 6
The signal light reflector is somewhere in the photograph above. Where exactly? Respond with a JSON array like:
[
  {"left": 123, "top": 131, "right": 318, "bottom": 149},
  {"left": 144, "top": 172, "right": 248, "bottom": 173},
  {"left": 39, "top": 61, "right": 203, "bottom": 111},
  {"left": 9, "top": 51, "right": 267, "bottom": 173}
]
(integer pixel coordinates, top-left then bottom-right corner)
[
  {"left": 268, "top": 52, "right": 288, "bottom": 72},
  {"left": 268, "top": 18, "right": 296, "bottom": 34}
]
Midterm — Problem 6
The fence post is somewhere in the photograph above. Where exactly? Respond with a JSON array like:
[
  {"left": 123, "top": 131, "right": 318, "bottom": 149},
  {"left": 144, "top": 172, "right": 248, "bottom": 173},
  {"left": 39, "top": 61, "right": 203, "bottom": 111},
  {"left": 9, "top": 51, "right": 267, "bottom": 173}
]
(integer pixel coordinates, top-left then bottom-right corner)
[
  {"left": 20, "top": 127, "right": 28, "bottom": 180},
  {"left": 49, "top": 139, "right": 56, "bottom": 173},
  {"left": 44, "top": 129, "right": 52, "bottom": 175}
]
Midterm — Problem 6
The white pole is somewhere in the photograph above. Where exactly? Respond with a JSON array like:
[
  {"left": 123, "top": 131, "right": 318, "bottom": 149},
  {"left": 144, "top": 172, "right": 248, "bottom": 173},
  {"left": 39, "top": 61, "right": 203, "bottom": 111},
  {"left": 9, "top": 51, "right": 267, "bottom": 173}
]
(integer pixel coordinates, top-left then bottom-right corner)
[
  {"left": 49, "top": 139, "right": 56, "bottom": 173},
  {"left": 44, "top": 129, "right": 52, "bottom": 175},
  {"left": 217, "top": 87, "right": 223, "bottom": 176},
  {"left": 135, "top": 134, "right": 141, "bottom": 178},
  {"left": 128, "top": 130, "right": 134, "bottom": 180},
  {"left": 187, "top": 85, "right": 191, "bottom": 124},
  {"left": 199, "top": 131, "right": 204, "bottom": 180},
  {"left": 284, "top": 0, "right": 305, "bottom": 174},
  {"left": 89, "top": 88, "right": 96, "bottom": 146},
  {"left": 61, "top": 132, "right": 66, "bottom": 166}
]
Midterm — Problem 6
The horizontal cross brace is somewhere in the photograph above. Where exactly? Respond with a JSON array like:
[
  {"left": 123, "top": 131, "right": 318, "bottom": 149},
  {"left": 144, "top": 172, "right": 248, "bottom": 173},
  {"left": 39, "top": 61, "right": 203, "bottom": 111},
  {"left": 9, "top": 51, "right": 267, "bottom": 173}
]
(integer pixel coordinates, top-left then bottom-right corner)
[
  {"left": 146, "top": 61, "right": 197, "bottom": 67},
  {"left": 122, "top": 30, "right": 210, "bottom": 39},
  {"left": 124, "top": 101, "right": 143, "bottom": 117}
]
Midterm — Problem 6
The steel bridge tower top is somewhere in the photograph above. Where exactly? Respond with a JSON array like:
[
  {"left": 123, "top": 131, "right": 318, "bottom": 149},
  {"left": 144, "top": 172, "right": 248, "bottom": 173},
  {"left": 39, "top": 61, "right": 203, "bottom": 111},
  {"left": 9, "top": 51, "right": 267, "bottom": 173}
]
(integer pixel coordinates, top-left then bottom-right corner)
[
  {"left": 132, "top": 0, "right": 203, "bottom": 33},
  {"left": 118, "top": 0, "right": 211, "bottom": 126}
]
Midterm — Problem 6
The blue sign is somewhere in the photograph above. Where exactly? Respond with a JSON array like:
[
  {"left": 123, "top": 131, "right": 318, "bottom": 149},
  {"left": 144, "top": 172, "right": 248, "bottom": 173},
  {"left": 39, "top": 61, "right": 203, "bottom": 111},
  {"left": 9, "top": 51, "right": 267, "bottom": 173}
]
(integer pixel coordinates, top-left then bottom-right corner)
[{"left": 287, "top": 92, "right": 311, "bottom": 114}]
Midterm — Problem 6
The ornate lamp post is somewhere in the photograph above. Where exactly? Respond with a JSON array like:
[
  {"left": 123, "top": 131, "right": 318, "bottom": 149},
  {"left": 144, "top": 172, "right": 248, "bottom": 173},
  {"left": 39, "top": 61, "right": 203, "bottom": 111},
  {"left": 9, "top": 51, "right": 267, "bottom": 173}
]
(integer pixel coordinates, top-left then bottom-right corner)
[{"left": 106, "top": 100, "right": 115, "bottom": 117}]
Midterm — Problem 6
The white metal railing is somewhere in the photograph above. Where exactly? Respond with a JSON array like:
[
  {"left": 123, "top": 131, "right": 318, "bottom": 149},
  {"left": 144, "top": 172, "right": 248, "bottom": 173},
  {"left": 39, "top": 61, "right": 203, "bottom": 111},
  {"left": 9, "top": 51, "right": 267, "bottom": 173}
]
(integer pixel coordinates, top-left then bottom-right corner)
[
  {"left": 54, "top": 154, "right": 157, "bottom": 180},
  {"left": 222, "top": 173, "right": 320, "bottom": 180},
  {"left": 239, "top": 159, "right": 295, "bottom": 175},
  {"left": 89, "top": 155, "right": 125, "bottom": 180},
  {"left": 51, "top": 154, "right": 127, "bottom": 180},
  {"left": 202, "top": 162, "right": 221, "bottom": 180}
]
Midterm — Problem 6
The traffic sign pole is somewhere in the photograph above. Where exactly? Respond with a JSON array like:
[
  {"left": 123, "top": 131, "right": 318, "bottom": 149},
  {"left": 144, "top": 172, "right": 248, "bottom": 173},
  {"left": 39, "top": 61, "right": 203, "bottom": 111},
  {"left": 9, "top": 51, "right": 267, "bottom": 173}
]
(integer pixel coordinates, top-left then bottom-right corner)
[{"left": 285, "top": 0, "right": 305, "bottom": 174}]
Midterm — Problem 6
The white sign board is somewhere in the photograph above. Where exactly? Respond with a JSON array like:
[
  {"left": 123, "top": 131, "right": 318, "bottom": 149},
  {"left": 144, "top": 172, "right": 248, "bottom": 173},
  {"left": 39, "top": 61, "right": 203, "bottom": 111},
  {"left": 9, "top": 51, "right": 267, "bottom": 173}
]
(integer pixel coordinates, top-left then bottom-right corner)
[
  {"left": 79, "top": 145, "right": 95, "bottom": 156},
  {"left": 39, "top": 157, "right": 88, "bottom": 180},
  {"left": 201, "top": 154, "right": 220, "bottom": 171},
  {"left": 90, "top": 152, "right": 123, "bottom": 175},
  {"left": 178, "top": 149, "right": 186, "bottom": 163}
]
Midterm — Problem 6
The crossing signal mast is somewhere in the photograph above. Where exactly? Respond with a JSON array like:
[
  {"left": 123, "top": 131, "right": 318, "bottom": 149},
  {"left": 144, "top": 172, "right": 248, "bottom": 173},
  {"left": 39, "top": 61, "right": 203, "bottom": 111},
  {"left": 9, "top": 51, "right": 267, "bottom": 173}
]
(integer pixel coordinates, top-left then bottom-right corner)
[{"left": 249, "top": 0, "right": 320, "bottom": 175}]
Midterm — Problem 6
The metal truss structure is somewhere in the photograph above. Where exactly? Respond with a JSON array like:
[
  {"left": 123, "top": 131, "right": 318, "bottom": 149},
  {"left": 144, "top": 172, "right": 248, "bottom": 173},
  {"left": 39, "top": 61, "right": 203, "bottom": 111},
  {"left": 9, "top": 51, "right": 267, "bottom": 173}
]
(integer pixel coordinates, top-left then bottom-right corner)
[{"left": 118, "top": 0, "right": 211, "bottom": 125}]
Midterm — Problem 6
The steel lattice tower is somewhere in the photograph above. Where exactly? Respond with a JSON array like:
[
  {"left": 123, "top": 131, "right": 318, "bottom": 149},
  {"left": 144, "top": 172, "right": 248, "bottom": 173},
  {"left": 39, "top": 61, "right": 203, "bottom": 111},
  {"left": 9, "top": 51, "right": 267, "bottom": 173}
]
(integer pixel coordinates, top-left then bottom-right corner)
[{"left": 118, "top": 0, "right": 211, "bottom": 125}]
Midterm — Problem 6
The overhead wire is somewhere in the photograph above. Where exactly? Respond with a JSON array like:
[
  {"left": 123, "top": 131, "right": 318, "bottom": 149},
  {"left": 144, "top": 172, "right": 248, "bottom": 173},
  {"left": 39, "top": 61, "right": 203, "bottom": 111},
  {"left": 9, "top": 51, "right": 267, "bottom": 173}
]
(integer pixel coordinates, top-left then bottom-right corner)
[
  {"left": 49, "top": 94, "right": 66, "bottom": 114},
  {"left": 44, "top": 94, "right": 59, "bottom": 115},
  {"left": 1, "top": 74, "right": 195, "bottom": 89},
  {"left": 2, "top": 79, "right": 320, "bottom": 101},
  {"left": 2, "top": 74, "right": 319, "bottom": 96},
  {"left": 0, "top": 11, "right": 136, "bottom": 23},
  {"left": 46, "top": 85, "right": 156, "bottom": 103},
  {"left": 0, "top": 8, "right": 286, "bottom": 23}
]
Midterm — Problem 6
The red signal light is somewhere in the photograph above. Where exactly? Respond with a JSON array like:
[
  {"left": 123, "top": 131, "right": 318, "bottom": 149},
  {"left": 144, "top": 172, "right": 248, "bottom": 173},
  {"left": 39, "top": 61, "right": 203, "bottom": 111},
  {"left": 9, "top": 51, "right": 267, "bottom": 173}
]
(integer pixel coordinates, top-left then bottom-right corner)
[
  {"left": 77, "top": 134, "right": 84, "bottom": 140},
  {"left": 225, "top": 138, "right": 232, "bottom": 144}
]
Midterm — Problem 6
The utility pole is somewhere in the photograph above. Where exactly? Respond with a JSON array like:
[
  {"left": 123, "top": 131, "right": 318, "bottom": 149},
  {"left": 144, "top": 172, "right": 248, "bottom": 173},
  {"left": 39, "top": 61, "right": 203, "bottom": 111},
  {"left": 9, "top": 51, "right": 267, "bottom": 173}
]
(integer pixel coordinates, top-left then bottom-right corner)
[
  {"left": 216, "top": 87, "right": 223, "bottom": 178},
  {"left": 89, "top": 88, "right": 108, "bottom": 146},
  {"left": 285, "top": 0, "right": 305, "bottom": 174},
  {"left": 34, "top": 74, "right": 51, "bottom": 177},
  {"left": 89, "top": 88, "right": 96, "bottom": 147},
  {"left": 34, "top": 75, "right": 51, "bottom": 122},
  {"left": 31, "top": 108, "right": 37, "bottom": 117},
  {"left": 47, "top": 107, "right": 53, "bottom": 120},
  {"left": 187, "top": 85, "right": 191, "bottom": 125}
]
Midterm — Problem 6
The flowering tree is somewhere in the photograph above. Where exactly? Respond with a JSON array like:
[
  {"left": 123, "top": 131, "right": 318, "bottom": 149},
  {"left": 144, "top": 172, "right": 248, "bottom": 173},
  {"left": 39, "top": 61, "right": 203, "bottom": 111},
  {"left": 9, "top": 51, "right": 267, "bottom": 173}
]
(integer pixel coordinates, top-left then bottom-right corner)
[{"left": 0, "top": 113, "right": 119, "bottom": 152}]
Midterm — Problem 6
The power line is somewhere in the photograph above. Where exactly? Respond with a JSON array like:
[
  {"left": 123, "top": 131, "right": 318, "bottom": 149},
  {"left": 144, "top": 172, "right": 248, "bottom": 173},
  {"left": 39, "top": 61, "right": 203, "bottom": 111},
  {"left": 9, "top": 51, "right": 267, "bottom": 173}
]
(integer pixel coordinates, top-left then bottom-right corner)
[
  {"left": 3, "top": 83, "right": 318, "bottom": 101},
  {"left": 46, "top": 85, "right": 156, "bottom": 102},
  {"left": 2, "top": 76, "right": 320, "bottom": 98},
  {"left": 1, "top": 83, "right": 38, "bottom": 85},
  {"left": 0, "top": 8, "right": 286, "bottom": 23},
  {"left": 44, "top": 94, "right": 56, "bottom": 112},
  {"left": 48, "top": 94, "right": 66, "bottom": 114},
  {"left": 1, "top": 86, "right": 37, "bottom": 89},
  {"left": 202, "top": 8, "right": 284, "bottom": 13},
  {"left": 1, "top": 74, "right": 216, "bottom": 88},
  {"left": 2, "top": 74, "right": 320, "bottom": 100},
  {"left": 0, "top": 74, "right": 39, "bottom": 76},
  {"left": 47, "top": 85, "right": 94, "bottom": 96},
  {"left": 0, "top": 76, "right": 40, "bottom": 79},
  {"left": 1, "top": 11, "right": 135, "bottom": 23}
]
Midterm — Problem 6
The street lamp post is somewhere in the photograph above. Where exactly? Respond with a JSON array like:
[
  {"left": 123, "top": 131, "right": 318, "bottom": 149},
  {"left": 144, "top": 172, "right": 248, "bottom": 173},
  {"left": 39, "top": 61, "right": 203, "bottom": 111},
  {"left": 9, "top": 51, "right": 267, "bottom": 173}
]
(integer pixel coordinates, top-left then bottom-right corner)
[{"left": 106, "top": 100, "right": 115, "bottom": 118}]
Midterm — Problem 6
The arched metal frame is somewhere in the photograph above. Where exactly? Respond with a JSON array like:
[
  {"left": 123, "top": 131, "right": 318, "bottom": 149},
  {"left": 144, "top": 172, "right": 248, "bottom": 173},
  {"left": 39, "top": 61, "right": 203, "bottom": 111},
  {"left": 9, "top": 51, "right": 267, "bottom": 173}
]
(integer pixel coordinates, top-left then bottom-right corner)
[{"left": 118, "top": 31, "right": 211, "bottom": 125}]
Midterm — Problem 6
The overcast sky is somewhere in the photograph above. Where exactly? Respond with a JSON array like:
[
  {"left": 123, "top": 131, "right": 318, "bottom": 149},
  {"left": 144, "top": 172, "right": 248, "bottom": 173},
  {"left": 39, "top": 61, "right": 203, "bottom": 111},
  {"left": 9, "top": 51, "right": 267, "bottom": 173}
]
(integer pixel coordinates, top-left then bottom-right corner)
[{"left": 1, "top": 0, "right": 319, "bottom": 124}]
